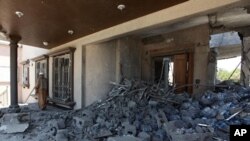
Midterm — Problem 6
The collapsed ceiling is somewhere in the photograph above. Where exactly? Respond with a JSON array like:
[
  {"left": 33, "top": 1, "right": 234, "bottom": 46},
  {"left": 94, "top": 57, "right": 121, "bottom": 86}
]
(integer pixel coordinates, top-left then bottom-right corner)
[{"left": 0, "top": 0, "right": 187, "bottom": 48}]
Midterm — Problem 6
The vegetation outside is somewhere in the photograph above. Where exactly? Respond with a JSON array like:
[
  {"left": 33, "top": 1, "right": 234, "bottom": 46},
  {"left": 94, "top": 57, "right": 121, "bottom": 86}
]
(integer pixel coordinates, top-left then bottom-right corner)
[{"left": 217, "top": 68, "right": 241, "bottom": 82}]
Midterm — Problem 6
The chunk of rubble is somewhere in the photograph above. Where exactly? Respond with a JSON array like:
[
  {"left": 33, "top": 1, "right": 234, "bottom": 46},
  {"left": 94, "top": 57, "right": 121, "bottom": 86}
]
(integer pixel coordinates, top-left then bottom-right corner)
[
  {"left": 164, "top": 121, "right": 213, "bottom": 141},
  {"left": 1, "top": 80, "right": 250, "bottom": 140},
  {"left": 56, "top": 129, "right": 68, "bottom": 141},
  {"left": 122, "top": 121, "right": 137, "bottom": 135},
  {"left": 107, "top": 135, "right": 142, "bottom": 141},
  {"left": 0, "top": 113, "right": 29, "bottom": 133},
  {"left": 73, "top": 116, "right": 93, "bottom": 129},
  {"left": 94, "top": 129, "right": 113, "bottom": 139},
  {"left": 138, "top": 132, "right": 151, "bottom": 141}
]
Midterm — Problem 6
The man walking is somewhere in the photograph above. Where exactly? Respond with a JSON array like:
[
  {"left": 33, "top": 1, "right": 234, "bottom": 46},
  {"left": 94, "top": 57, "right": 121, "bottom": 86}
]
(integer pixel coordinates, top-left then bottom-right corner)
[{"left": 35, "top": 72, "right": 48, "bottom": 110}]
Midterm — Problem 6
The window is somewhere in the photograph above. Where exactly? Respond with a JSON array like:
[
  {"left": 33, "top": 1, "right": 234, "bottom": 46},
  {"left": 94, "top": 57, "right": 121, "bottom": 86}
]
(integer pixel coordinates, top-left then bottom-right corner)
[
  {"left": 33, "top": 55, "right": 49, "bottom": 83},
  {"left": 53, "top": 54, "right": 70, "bottom": 100},
  {"left": 49, "top": 47, "right": 75, "bottom": 106},
  {"left": 21, "top": 60, "right": 30, "bottom": 88},
  {"left": 35, "top": 59, "right": 48, "bottom": 81}
]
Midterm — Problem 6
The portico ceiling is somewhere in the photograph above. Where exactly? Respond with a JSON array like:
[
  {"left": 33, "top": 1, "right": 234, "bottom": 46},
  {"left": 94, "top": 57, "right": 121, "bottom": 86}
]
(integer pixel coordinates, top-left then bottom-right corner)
[{"left": 0, "top": 0, "right": 187, "bottom": 48}]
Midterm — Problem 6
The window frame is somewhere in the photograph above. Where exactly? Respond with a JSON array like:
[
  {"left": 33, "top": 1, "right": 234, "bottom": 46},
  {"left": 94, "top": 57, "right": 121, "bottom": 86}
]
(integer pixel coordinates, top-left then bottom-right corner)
[
  {"left": 48, "top": 47, "right": 75, "bottom": 107},
  {"left": 32, "top": 55, "right": 49, "bottom": 83},
  {"left": 21, "top": 60, "right": 30, "bottom": 88}
]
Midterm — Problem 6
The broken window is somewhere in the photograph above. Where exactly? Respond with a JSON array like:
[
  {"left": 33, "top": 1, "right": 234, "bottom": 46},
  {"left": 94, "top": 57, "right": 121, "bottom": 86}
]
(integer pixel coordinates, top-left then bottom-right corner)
[
  {"left": 49, "top": 47, "right": 75, "bottom": 107},
  {"left": 217, "top": 56, "right": 241, "bottom": 82},
  {"left": 210, "top": 31, "right": 242, "bottom": 83}
]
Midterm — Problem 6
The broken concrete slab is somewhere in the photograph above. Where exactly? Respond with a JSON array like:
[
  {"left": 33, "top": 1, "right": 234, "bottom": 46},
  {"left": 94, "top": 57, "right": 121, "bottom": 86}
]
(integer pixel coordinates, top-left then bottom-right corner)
[
  {"left": 56, "top": 129, "right": 68, "bottom": 141},
  {"left": 122, "top": 121, "right": 137, "bottom": 135},
  {"left": 169, "top": 132, "right": 213, "bottom": 141},
  {"left": 138, "top": 132, "right": 151, "bottom": 141},
  {"left": 0, "top": 113, "right": 29, "bottom": 134},
  {"left": 107, "top": 135, "right": 143, "bottom": 141},
  {"left": 73, "top": 116, "right": 93, "bottom": 129},
  {"left": 94, "top": 129, "right": 113, "bottom": 139},
  {"left": 154, "top": 109, "right": 168, "bottom": 128},
  {"left": 164, "top": 121, "right": 213, "bottom": 141},
  {"left": 128, "top": 101, "right": 137, "bottom": 109}
]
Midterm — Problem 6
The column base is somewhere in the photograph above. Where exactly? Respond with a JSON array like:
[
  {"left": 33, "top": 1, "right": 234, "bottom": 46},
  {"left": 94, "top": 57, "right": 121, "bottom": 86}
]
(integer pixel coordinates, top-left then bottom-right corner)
[{"left": 8, "top": 105, "right": 21, "bottom": 113}]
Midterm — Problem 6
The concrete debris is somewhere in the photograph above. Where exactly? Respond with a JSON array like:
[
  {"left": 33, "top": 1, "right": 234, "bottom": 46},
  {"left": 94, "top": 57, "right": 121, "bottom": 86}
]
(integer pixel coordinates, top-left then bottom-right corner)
[
  {"left": 0, "top": 111, "right": 3, "bottom": 118},
  {"left": 122, "top": 121, "right": 137, "bottom": 135},
  {"left": 56, "top": 129, "right": 69, "bottom": 141},
  {"left": 1, "top": 80, "right": 250, "bottom": 140},
  {"left": 138, "top": 132, "right": 151, "bottom": 141},
  {"left": 73, "top": 116, "right": 93, "bottom": 129},
  {"left": 107, "top": 135, "right": 142, "bottom": 141},
  {"left": 94, "top": 129, "right": 113, "bottom": 138},
  {"left": 0, "top": 113, "right": 29, "bottom": 134}
]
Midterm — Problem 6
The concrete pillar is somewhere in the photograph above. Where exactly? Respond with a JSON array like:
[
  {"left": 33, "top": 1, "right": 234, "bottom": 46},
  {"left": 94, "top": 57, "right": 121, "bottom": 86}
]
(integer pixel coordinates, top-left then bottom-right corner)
[
  {"left": 240, "top": 36, "right": 250, "bottom": 87},
  {"left": 116, "top": 37, "right": 141, "bottom": 80},
  {"left": 8, "top": 35, "right": 21, "bottom": 113},
  {"left": 207, "top": 49, "right": 217, "bottom": 90},
  {"left": 193, "top": 44, "right": 210, "bottom": 95}
]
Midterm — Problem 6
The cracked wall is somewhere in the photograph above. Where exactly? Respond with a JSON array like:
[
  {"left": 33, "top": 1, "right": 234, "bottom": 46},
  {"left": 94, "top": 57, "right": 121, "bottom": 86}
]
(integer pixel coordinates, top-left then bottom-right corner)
[{"left": 241, "top": 36, "right": 250, "bottom": 87}]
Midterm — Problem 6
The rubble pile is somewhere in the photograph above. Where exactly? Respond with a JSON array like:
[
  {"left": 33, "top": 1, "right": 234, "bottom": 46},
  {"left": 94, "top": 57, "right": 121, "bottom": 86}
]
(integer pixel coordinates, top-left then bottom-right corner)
[{"left": 1, "top": 80, "right": 250, "bottom": 141}]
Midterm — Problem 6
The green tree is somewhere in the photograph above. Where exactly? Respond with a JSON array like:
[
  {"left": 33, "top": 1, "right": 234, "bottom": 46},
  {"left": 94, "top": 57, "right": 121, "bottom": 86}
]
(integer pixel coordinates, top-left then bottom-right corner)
[{"left": 217, "top": 68, "right": 240, "bottom": 82}]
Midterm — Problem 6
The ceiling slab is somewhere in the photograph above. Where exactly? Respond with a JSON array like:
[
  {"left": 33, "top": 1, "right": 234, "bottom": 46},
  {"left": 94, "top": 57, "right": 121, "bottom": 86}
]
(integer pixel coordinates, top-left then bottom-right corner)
[{"left": 0, "top": 0, "right": 187, "bottom": 48}]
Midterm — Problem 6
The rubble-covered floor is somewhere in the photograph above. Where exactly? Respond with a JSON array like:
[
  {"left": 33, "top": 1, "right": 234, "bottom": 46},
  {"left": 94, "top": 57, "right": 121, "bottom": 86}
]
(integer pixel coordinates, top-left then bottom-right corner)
[{"left": 1, "top": 80, "right": 250, "bottom": 141}]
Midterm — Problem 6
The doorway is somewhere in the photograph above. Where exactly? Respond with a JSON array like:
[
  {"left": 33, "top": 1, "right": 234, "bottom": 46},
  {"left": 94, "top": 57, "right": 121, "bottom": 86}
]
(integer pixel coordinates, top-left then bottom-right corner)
[{"left": 154, "top": 53, "right": 193, "bottom": 94}]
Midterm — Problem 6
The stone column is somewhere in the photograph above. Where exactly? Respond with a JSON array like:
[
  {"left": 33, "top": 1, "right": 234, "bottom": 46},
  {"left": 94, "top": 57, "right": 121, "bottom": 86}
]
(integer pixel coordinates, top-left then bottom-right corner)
[{"left": 8, "top": 35, "right": 21, "bottom": 113}]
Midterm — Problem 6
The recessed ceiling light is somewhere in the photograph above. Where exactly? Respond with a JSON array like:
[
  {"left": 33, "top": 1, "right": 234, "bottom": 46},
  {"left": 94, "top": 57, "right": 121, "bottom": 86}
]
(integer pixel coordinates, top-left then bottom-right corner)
[
  {"left": 43, "top": 41, "right": 48, "bottom": 46},
  {"left": 117, "top": 4, "right": 125, "bottom": 11},
  {"left": 68, "top": 30, "right": 74, "bottom": 35},
  {"left": 15, "top": 11, "right": 24, "bottom": 18}
]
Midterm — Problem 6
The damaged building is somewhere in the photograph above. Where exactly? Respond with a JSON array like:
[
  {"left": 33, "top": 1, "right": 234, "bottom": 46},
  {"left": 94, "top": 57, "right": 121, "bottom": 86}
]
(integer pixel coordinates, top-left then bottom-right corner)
[{"left": 0, "top": 0, "right": 250, "bottom": 140}]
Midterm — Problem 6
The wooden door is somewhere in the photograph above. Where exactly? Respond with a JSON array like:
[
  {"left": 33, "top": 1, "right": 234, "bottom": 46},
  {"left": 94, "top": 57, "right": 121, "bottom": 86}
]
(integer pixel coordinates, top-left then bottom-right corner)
[
  {"left": 173, "top": 54, "right": 188, "bottom": 93},
  {"left": 173, "top": 53, "right": 193, "bottom": 94},
  {"left": 187, "top": 53, "right": 194, "bottom": 94}
]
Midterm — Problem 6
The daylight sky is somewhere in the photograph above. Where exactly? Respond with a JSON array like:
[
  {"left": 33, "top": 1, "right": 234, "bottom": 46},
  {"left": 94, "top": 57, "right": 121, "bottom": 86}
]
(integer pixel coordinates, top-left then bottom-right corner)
[
  {"left": 0, "top": 56, "right": 10, "bottom": 82},
  {"left": 217, "top": 56, "right": 241, "bottom": 71}
]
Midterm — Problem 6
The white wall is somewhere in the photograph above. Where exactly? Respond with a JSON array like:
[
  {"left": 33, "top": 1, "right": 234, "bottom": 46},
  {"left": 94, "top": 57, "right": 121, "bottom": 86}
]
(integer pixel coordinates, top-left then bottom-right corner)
[
  {"left": 84, "top": 41, "right": 117, "bottom": 106},
  {"left": 21, "top": 45, "right": 49, "bottom": 103},
  {"left": 0, "top": 50, "right": 10, "bottom": 107},
  {"left": 21, "top": 45, "right": 49, "bottom": 61},
  {"left": 73, "top": 45, "right": 83, "bottom": 109}
]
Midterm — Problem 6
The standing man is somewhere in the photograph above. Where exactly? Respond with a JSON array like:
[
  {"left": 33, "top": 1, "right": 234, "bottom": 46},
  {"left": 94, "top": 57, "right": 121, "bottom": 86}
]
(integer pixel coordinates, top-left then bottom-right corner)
[{"left": 35, "top": 72, "right": 48, "bottom": 110}]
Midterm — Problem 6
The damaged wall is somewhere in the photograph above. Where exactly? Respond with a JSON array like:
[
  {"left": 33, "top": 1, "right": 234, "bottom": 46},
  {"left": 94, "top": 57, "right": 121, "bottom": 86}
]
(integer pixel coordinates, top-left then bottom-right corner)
[
  {"left": 21, "top": 24, "right": 213, "bottom": 109},
  {"left": 116, "top": 37, "right": 142, "bottom": 81},
  {"left": 83, "top": 41, "right": 117, "bottom": 106},
  {"left": 241, "top": 36, "right": 250, "bottom": 87},
  {"left": 194, "top": 44, "right": 210, "bottom": 94},
  {"left": 141, "top": 24, "right": 211, "bottom": 94},
  {"left": 83, "top": 36, "right": 142, "bottom": 106}
]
